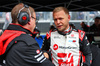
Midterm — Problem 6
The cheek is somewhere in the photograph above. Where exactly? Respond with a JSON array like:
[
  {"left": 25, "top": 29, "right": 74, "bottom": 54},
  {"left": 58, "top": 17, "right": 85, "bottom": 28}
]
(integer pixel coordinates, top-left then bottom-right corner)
[
  {"left": 63, "top": 19, "right": 68, "bottom": 24},
  {"left": 99, "top": 22, "right": 100, "bottom": 24},
  {"left": 32, "top": 24, "right": 35, "bottom": 29},
  {"left": 54, "top": 22, "right": 57, "bottom": 26},
  {"left": 63, "top": 20, "right": 69, "bottom": 27},
  {"left": 31, "top": 22, "right": 35, "bottom": 28},
  {"left": 33, "top": 21, "right": 35, "bottom": 25},
  {"left": 95, "top": 22, "right": 98, "bottom": 25}
]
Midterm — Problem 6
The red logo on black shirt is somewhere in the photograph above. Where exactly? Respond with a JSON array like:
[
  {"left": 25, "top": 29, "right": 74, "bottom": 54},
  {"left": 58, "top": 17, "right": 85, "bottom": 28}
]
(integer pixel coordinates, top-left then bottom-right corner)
[
  {"left": 53, "top": 44, "right": 58, "bottom": 50},
  {"left": 36, "top": 49, "right": 40, "bottom": 54}
]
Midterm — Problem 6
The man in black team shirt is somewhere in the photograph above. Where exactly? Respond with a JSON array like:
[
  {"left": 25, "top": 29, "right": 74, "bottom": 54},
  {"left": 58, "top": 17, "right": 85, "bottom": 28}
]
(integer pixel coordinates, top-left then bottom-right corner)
[{"left": 0, "top": 3, "right": 54, "bottom": 66}]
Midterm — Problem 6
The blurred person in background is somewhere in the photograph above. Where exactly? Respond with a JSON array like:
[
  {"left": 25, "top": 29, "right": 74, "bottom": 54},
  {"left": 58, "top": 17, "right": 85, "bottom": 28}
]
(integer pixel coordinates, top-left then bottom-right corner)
[
  {"left": 80, "top": 21, "right": 90, "bottom": 32},
  {"left": 80, "top": 21, "right": 90, "bottom": 41},
  {"left": 49, "top": 25, "right": 56, "bottom": 31},
  {"left": 69, "top": 23, "right": 76, "bottom": 29},
  {"left": 0, "top": 12, "right": 11, "bottom": 36},
  {"left": 89, "top": 17, "right": 100, "bottom": 66},
  {"left": 89, "top": 16, "right": 100, "bottom": 43},
  {"left": 2, "top": 12, "right": 11, "bottom": 30}
]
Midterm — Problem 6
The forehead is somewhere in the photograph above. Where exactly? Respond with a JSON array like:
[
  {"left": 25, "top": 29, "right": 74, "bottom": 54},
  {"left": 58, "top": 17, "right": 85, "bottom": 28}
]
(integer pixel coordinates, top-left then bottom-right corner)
[
  {"left": 53, "top": 10, "right": 67, "bottom": 18},
  {"left": 53, "top": 10, "right": 65, "bottom": 15}
]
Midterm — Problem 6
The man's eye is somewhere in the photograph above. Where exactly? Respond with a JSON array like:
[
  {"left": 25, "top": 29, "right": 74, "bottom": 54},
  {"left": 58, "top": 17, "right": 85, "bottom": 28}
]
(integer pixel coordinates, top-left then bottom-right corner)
[
  {"left": 54, "top": 19, "right": 57, "bottom": 21},
  {"left": 59, "top": 18, "right": 63, "bottom": 20}
]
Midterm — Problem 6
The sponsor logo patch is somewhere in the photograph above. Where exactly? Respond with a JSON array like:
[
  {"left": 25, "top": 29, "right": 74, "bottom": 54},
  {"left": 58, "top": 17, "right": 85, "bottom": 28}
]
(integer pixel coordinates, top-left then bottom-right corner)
[
  {"left": 54, "top": 36, "right": 60, "bottom": 39},
  {"left": 53, "top": 44, "right": 58, "bottom": 50},
  {"left": 59, "top": 46, "right": 77, "bottom": 49},
  {"left": 68, "top": 40, "right": 76, "bottom": 42},
  {"left": 36, "top": 49, "right": 40, "bottom": 54},
  {"left": 71, "top": 34, "right": 74, "bottom": 37}
]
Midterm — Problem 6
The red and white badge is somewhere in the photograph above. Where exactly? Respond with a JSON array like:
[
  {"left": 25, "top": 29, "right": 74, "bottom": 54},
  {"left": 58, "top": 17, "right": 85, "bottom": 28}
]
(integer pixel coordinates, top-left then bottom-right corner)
[
  {"left": 36, "top": 49, "right": 40, "bottom": 54},
  {"left": 53, "top": 44, "right": 58, "bottom": 50},
  {"left": 71, "top": 34, "right": 74, "bottom": 37}
]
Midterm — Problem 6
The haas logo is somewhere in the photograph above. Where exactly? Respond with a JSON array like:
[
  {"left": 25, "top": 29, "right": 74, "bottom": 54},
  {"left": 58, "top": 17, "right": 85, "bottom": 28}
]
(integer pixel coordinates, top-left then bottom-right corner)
[
  {"left": 57, "top": 53, "right": 74, "bottom": 66},
  {"left": 53, "top": 44, "right": 58, "bottom": 50}
]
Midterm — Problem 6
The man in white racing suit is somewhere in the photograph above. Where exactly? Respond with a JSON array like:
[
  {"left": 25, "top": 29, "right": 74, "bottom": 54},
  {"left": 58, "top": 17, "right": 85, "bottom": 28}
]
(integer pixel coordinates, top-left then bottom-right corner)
[{"left": 41, "top": 7, "right": 92, "bottom": 66}]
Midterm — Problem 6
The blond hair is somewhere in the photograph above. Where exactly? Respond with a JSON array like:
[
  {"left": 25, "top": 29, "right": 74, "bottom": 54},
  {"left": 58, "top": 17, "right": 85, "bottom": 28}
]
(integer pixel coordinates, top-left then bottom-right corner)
[{"left": 53, "top": 7, "right": 69, "bottom": 15}]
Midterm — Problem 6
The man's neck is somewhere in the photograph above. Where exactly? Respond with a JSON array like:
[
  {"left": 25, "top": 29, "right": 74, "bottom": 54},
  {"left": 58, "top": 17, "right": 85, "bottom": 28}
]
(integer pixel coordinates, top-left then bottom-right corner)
[{"left": 65, "top": 25, "right": 70, "bottom": 31}]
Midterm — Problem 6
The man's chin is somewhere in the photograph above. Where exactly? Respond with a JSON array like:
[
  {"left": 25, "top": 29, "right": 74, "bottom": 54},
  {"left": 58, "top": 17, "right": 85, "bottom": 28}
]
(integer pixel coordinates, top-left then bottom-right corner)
[{"left": 57, "top": 29, "right": 64, "bottom": 32}]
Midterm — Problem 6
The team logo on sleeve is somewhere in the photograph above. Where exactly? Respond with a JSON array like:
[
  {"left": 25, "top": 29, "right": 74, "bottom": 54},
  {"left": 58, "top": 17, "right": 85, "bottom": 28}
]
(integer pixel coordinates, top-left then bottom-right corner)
[
  {"left": 36, "top": 49, "right": 40, "bottom": 54},
  {"left": 53, "top": 44, "right": 58, "bottom": 50},
  {"left": 78, "top": 30, "right": 85, "bottom": 41}
]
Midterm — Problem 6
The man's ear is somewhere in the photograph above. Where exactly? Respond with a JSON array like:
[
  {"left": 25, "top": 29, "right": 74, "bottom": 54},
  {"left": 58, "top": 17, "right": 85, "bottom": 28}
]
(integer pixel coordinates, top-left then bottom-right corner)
[
  {"left": 68, "top": 15, "right": 70, "bottom": 21},
  {"left": 68, "top": 15, "right": 70, "bottom": 19}
]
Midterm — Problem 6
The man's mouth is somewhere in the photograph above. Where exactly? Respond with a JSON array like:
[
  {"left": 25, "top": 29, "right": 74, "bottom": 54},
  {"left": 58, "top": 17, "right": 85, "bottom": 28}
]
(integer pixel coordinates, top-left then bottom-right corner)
[{"left": 57, "top": 25, "right": 62, "bottom": 28}]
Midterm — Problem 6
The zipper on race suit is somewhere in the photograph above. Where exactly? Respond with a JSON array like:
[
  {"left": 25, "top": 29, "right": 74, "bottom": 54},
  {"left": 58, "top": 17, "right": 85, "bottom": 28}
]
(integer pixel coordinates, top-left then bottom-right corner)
[{"left": 64, "top": 35, "right": 67, "bottom": 60}]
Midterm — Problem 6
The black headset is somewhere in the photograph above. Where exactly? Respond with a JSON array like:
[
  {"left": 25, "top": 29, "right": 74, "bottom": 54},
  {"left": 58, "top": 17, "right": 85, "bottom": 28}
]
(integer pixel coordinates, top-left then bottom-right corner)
[{"left": 17, "top": 4, "right": 31, "bottom": 25}]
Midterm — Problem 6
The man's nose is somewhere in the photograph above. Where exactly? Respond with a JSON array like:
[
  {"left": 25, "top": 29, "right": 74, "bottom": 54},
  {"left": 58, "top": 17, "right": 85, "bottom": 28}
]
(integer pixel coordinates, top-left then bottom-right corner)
[{"left": 56, "top": 20, "right": 60, "bottom": 24}]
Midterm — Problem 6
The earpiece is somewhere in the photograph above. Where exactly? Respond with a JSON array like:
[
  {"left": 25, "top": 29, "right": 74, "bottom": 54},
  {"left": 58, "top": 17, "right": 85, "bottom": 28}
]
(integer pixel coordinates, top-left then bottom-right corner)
[{"left": 17, "top": 4, "right": 31, "bottom": 25}]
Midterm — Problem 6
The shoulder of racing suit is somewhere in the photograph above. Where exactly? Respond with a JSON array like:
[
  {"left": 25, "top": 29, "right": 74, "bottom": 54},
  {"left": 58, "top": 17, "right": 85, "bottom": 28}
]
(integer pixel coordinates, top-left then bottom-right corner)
[
  {"left": 72, "top": 29, "right": 85, "bottom": 41},
  {"left": 78, "top": 29, "right": 85, "bottom": 41},
  {"left": 46, "top": 28, "right": 85, "bottom": 41},
  {"left": 46, "top": 29, "right": 57, "bottom": 39}
]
